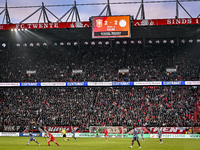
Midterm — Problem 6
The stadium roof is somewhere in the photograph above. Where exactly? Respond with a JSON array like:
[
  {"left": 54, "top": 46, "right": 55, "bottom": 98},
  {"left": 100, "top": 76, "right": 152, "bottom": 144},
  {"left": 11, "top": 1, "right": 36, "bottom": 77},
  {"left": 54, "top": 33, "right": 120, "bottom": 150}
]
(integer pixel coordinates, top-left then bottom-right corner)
[{"left": 0, "top": 0, "right": 199, "bottom": 44}]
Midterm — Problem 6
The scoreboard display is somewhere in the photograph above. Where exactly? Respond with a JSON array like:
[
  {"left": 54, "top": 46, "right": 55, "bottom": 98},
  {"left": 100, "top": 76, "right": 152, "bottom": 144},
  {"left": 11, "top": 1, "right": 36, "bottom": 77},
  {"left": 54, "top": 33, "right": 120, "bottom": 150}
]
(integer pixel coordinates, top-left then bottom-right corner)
[{"left": 92, "top": 16, "right": 131, "bottom": 38}]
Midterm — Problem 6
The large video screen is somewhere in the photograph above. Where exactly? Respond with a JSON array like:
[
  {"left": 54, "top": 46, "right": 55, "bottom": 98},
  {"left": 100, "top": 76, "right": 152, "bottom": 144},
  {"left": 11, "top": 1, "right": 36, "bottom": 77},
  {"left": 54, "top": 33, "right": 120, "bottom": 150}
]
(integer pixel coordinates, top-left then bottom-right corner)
[{"left": 92, "top": 16, "right": 131, "bottom": 38}]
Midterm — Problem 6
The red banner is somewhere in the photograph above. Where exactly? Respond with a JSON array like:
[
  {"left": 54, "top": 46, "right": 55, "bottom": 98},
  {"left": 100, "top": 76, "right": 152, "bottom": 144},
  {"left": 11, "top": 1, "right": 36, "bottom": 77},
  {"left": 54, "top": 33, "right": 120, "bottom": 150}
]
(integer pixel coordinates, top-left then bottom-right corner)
[
  {"left": 193, "top": 127, "right": 200, "bottom": 134},
  {"left": 0, "top": 18, "right": 199, "bottom": 31},
  {"left": 0, "top": 22, "right": 90, "bottom": 30},
  {"left": 45, "top": 126, "right": 79, "bottom": 133},
  {"left": 145, "top": 127, "right": 192, "bottom": 134},
  {"left": 133, "top": 18, "right": 200, "bottom": 26}
]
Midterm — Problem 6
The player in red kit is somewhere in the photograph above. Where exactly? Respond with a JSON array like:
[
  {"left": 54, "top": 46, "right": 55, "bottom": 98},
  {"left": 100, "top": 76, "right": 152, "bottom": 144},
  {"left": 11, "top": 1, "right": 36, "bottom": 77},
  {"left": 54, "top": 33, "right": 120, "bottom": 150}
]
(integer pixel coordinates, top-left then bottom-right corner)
[
  {"left": 46, "top": 131, "right": 59, "bottom": 146},
  {"left": 103, "top": 129, "right": 108, "bottom": 141}
]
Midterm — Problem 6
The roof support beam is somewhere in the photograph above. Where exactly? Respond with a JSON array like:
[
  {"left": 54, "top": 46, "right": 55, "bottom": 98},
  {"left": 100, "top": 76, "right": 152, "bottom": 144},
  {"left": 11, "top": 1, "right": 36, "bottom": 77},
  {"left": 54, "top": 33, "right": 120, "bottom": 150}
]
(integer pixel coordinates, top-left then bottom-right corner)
[
  {"left": 135, "top": 0, "right": 145, "bottom": 20},
  {"left": 0, "top": 0, "right": 11, "bottom": 24},
  {"left": 20, "top": 2, "right": 59, "bottom": 23},
  {"left": 99, "top": 0, "right": 112, "bottom": 16},
  {"left": 58, "top": 1, "right": 81, "bottom": 22},
  {"left": 176, "top": 0, "right": 192, "bottom": 18}
]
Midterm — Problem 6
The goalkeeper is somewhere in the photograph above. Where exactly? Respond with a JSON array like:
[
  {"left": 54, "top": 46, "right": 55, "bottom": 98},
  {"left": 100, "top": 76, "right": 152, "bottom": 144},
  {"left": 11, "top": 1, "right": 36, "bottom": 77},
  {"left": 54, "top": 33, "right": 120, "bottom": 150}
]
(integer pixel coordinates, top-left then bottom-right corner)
[{"left": 96, "top": 129, "right": 99, "bottom": 138}]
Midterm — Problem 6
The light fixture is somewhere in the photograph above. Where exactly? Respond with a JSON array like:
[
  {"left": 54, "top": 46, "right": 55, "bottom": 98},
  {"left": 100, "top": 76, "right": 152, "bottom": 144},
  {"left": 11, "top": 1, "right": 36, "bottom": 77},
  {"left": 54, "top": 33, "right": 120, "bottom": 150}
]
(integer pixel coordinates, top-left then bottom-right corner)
[
  {"left": 60, "top": 42, "right": 64, "bottom": 46},
  {"left": 16, "top": 43, "right": 20, "bottom": 47},
  {"left": 189, "top": 39, "right": 193, "bottom": 43},
  {"left": 181, "top": 39, "right": 185, "bottom": 43},
  {"left": 123, "top": 41, "right": 127, "bottom": 44},
  {"left": 74, "top": 42, "right": 78, "bottom": 46},
  {"left": 91, "top": 41, "right": 95, "bottom": 45},
  {"left": 105, "top": 41, "right": 109, "bottom": 45},
  {"left": 116, "top": 41, "right": 120, "bottom": 44},
  {"left": 155, "top": 40, "right": 160, "bottom": 44},
  {"left": 130, "top": 40, "right": 134, "bottom": 44},
  {"left": 2, "top": 43, "right": 6, "bottom": 47},
  {"left": 30, "top": 43, "right": 33, "bottom": 47},
  {"left": 170, "top": 40, "right": 174, "bottom": 44},
  {"left": 163, "top": 40, "right": 167, "bottom": 43},
  {"left": 98, "top": 41, "right": 102, "bottom": 45},
  {"left": 148, "top": 40, "right": 152, "bottom": 44},
  {"left": 138, "top": 40, "right": 142, "bottom": 44}
]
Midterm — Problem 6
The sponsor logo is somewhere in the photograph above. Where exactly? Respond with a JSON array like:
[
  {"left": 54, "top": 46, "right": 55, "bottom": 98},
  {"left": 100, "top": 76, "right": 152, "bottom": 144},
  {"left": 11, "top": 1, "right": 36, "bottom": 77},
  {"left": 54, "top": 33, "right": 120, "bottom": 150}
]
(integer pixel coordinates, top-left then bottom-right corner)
[
  {"left": 119, "top": 20, "right": 127, "bottom": 27},
  {"left": 67, "top": 82, "right": 87, "bottom": 86},
  {"left": 0, "top": 83, "right": 20, "bottom": 87},
  {"left": 162, "top": 81, "right": 185, "bottom": 85},
  {"left": 185, "top": 81, "right": 200, "bottom": 85},
  {"left": 88, "top": 82, "right": 112, "bottom": 86},
  {"left": 41, "top": 82, "right": 66, "bottom": 86},
  {"left": 149, "top": 127, "right": 185, "bottom": 133},
  {"left": 96, "top": 19, "right": 103, "bottom": 28},
  {"left": 47, "top": 126, "right": 78, "bottom": 133},
  {"left": 3, "top": 126, "right": 21, "bottom": 132},
  {"left": 20, "top": 82, "right": 41, "bottom": 86},
  {"left": 134, "top": 20, "right": 154, "bottom": 26},
  {"left": 134, "top": 82, "right": 161, "bottom": 85},
  {"left": 112, "top": 82, "right": 131, "bottom": 86}
]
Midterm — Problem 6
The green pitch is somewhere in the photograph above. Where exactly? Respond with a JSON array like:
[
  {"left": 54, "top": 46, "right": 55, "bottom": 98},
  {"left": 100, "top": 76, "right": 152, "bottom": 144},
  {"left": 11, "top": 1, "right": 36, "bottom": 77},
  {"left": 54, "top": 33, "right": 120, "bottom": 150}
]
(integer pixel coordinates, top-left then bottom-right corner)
[{"left": 0, "top": 137, "right": 199, "bottom": 150}]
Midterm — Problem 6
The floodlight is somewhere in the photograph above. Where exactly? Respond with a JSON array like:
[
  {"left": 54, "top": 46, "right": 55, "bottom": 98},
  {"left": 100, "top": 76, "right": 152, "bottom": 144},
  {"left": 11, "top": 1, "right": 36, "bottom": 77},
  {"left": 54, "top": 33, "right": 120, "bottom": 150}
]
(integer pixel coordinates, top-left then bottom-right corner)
[
  {"left": 2, "top": 43, "right": 6, "bottom": 47},
  {"left": 74, "top": 42, "right": 78, "bottom": 46},
  {"left": 105, "top": 41, "right": 109, "bottom": 45},
  {"left": 123, "top": 41, "right": 127, "bottom": 44},
  {"left": 189, "top": 39, "right": 193, "bottom": 43},
  {"left": 181, "top": 39, "right": 185, "bottom": 43},
  {"left": 98, "top": 41, "right": 102, "bottom": 45},
  {"left": 84, "top": 42, "right": 88, "bottom": 45},
  {"left": 148, "top": 40, "right": 152, "bottom": 44},
  {"left": 155, "top": 40, "right": 160, "bottom": 44},
  {"left": 170, "top": 40, "right": 174, "bottom": 44},
  {"left": 91, "top": 41, "right": 95, "bottom": 45},
  {"left": 138, "top": 40, "right": 142, "bottom": 44},
  {"left": 163, "top": 40, "right": 167, "bottom": 43},
  {"left": 116, "top": 41, "right": 120, "bottom": 44},
  {"left": 30, "top": 43, "right": 33, "bottom": 47}
]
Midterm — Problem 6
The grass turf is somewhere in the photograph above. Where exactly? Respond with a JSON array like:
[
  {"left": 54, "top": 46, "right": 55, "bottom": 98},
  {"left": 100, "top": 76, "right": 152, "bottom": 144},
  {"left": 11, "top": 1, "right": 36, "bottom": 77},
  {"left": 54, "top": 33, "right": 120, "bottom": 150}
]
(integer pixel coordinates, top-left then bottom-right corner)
[{"left": 0, "top": 137, "right": 199, "bottom": 150}]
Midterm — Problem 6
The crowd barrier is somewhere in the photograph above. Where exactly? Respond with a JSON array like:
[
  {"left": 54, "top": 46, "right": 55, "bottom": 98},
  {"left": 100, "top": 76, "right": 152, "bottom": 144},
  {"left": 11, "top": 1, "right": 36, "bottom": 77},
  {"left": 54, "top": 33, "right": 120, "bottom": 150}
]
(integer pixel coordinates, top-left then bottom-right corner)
[
  {"left": 0, "top": 81, "right": 200, "bottom": 87},
  {"left": 0, "top": 132, "right": 200, "bottom": 138}
]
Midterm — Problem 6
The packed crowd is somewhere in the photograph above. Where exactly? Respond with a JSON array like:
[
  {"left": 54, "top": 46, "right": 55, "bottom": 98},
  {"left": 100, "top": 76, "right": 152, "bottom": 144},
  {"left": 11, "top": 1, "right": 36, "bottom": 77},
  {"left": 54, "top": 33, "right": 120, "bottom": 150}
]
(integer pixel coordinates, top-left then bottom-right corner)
[
  {"left": 0, "top": 42, "right": 199, "bottom": 82},
  {"left": 0, "top": 42, "right": 199, "bottom": 129},
  {"left": 0, "top": 86, "right": 199, "bottom": 128}
]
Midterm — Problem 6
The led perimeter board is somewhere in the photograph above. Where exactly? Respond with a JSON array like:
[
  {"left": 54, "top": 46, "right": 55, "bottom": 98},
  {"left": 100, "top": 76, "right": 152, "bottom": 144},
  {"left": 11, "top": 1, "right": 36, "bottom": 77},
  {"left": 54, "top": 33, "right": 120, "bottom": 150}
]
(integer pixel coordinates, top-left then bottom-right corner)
[{"left": 92, "top": 16, "right": 131, "bottom": 38}]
